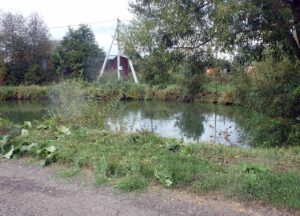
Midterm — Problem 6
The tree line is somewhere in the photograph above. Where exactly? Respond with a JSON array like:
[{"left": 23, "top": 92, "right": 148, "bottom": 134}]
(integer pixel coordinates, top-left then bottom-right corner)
[{"left": 0, "top": 12, "right": 105, "bottom": 85}]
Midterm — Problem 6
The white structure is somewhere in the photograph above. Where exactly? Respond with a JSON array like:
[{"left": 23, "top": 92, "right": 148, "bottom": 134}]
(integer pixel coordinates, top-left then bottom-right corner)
[{"left": 98, "top": 18, "right": 138, "bottom": 84}]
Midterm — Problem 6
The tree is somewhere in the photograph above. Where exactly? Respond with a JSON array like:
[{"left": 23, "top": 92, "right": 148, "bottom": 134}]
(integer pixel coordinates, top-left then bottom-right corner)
[
  {"left": 24, "top": 13, "right": 53, "bottom": 83},
  {"left": 213, "top": 0, "right": 300, "bottom": 60},
  {"left": 128, "top": 0, "right": 300, "bottom": 60},
  {"left": 0, "top": 12, "right": 53, "bottom": 84},
  {"left": 52, "top": 24, "right": 105, "bottom": 81},
  {"left": 127, "top": 1, "right": 213, "bottom": 56},
  {"left": 0, "top": 12, "right": 27, "bottom": 84},
  {"left": 120, "top": 1, "right": 214, "bottom": 86}
]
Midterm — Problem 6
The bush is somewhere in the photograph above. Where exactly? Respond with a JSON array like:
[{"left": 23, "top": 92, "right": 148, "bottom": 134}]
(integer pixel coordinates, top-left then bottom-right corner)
[
  {"left": 238, "top": 110, "right": 297, "bottom": 147},
  {"left": 234, "top": 57, "right": 300, "bottom": 118},
  {"left": 178, "top": 58, "right": 207, "bottom": 99},
  {"left": 49, "top": 81, "right": 120, "bottom": 129}
]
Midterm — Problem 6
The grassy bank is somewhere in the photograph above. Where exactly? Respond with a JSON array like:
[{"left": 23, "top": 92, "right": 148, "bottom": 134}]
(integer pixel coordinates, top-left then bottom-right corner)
[
  {"left": 0, "top": 81, "right": 235, "bottom": 104},
  {"left": 0, "top": 85, "right": 49, "bottom": 100},
  {"left": 1, "top": 118, "right": 299, "bottom": 210}
]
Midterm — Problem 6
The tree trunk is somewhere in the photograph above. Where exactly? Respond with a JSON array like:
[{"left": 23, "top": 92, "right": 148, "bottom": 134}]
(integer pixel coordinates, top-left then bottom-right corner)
[{"left": 291, "top": 0, "right": 300, "bottom": 59}]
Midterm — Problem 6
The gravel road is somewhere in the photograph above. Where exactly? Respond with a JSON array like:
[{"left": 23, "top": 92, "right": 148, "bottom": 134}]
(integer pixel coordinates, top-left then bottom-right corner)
[{"left": 0, "top": 159, "right": 294, "bottom": 216}]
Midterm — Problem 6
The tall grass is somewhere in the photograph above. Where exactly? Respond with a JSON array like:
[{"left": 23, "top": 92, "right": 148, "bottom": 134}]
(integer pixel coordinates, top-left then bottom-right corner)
[{"left": 48, "top": 80, "right": 122, "bottom": 129}]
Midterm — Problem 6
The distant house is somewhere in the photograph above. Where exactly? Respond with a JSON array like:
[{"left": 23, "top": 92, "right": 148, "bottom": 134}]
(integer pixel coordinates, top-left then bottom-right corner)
[{"left": 105, "top": 55, "right": 129, "bottom": 80}]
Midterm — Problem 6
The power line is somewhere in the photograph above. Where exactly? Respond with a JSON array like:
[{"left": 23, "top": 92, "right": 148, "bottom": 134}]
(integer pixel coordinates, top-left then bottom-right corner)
[{"left": 49, "top": 19, "right": 132, "bottom": 29}]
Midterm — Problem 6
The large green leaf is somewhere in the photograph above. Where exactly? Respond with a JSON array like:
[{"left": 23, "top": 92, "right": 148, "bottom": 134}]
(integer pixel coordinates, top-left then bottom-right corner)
[
  {"left": 0, "top": 135, "right": 9, "bottom": 145},
  {"left": 20, "top": 143, "right": 38, "bottom": 153},
  {"left": 43, "top": 152, "right": 57, "bottom": 167},
  {"left": 57, "top": 126, "right": 71, "bottom": 135},
  {"left": 45, "top": 145, "right": 56, "bottom": 153},
  {"left": 23, "top": 121, "right": 32, "bottom": 129},
  {"left": 3, "top": 146, "right": 14, "bottom": 159}
]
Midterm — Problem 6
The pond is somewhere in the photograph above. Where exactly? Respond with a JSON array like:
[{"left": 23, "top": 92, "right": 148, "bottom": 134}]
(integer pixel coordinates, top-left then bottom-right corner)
[{"left": 0, "top": 100, "right": 248, "bottom": 147}]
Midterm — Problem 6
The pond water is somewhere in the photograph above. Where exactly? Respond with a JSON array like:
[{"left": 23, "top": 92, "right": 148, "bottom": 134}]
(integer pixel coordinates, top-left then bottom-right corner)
[{"left": 0, "top": 100, "right": 248, "bottom": 147}]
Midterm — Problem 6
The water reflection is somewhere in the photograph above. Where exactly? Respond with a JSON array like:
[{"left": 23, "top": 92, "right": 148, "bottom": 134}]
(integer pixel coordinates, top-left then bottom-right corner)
[
  {"left": 0, "top": 100, "right": 248, "bottom": 146},
  {"left": 108, "top": 101, "right": 247, "bottom": 146},
  {"left": 0, "top": 100, "right": 53, "bottom": 122}
]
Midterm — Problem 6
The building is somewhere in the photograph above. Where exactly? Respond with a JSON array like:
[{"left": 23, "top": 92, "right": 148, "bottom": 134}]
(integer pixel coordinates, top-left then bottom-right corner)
[{"left": 104, "top": 55, "right": 129, "bottom": 80}]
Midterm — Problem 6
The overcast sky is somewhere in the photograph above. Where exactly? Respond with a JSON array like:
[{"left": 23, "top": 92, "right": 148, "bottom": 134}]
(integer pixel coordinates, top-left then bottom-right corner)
[{"left": 0, "top": 0, "right": 133, "bottom": 54}]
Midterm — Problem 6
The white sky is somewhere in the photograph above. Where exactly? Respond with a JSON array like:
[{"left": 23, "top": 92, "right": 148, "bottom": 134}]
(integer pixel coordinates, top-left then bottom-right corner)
[{"left": 0, "top": 0, "right": 133, "bottom": 54}]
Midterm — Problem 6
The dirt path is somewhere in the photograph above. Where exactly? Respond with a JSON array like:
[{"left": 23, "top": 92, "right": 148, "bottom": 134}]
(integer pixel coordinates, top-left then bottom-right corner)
[{"left": 0, "top": 159, "right": 294, "bottom": 216}]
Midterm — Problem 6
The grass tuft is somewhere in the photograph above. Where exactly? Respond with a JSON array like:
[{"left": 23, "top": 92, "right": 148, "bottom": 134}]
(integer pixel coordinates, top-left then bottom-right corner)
[{"left": 115, "top": 175, "right": 149, "bottom": 192}]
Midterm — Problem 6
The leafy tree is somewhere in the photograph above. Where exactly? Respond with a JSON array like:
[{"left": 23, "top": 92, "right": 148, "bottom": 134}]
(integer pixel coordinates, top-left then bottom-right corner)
[
  {"left": 178, "top": 56, "right": 207, "bottom": 97},
  {"left": 138, "top": 49, "right": 183, "bottom": 86},
  {"left": 52, "top": 24, "right": 105, "bottom": 81},
  {"left": 0, "top": 12, "right": 53, "bottom": 84},
  {"left": 128, "top": 0, "right": 300, "bottom": 60},
  {"left": 0, "top": 12, "right": 27, "bottom": 84},
  {"left": 24, "top": 13, "right": 53, "bottom": 84},
  {"left": 120, "top": 2, "right": 214, "bottom": 88},
  {"left": 127, "top": 1, "right": 213, "bottom": 55},
  {"left": 213, "top": 0, "right": 300, "bottom": 60}
]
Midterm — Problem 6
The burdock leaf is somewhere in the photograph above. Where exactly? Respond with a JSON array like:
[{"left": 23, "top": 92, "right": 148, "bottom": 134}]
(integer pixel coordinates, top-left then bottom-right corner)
[
  {"left": 43, "top": 153, "right": 57, "bottom": 167},
  {"left": 45, "top": 145, "right": 56, "bottom": 153},
  {"left": 0, "top": 135, "right": 9, "bottom": 145},
  {"left": 20, "top": 143, "right": 38, "bottom": 152},
  {"left": 21, "top": 129, "right": 29, "bottom": 137},
  {"left": 58, "top": 126, "right": 71, "bottom": 135},
  {"left": 24, "top": 121, "right": 32, "bottom": 128},
  {"left": 3, "top": 146, "right": 14, "bottom": 159}
]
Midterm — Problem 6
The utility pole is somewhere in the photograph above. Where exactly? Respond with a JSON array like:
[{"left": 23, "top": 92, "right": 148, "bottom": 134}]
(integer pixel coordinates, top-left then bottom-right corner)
[
  {"left": 98, "top": 18, "right": 139, "bottom": 84},
  {"left": 117, "top": 18, "right": 121, "bottom": 80},
  {"left": 98, "top": 30, "right": 116, "bottom": 79}
]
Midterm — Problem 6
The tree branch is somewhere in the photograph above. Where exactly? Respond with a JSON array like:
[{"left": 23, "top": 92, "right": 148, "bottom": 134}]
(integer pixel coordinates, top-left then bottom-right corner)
[
  {"left": 288, "top": 32, "right": 300, "bottom": 59},
  {"left": 281, "top": 0, "right": 293, "bottom": 4}
]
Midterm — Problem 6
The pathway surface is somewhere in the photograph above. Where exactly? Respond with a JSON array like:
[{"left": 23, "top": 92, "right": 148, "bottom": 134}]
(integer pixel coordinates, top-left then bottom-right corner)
[{"left": 0, "top": 159, "right": 294, "bottom": 216}]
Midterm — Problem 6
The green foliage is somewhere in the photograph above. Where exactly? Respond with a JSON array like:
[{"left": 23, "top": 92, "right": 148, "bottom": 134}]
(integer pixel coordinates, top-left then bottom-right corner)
[
  {"left": 213, "top": 0, "right": 300, "bottom": 60},
  {"left": 240, "top": 163, "right": 268, "bottom": 174},
  {"left": 49, "top": 81, "right": 119, "bottom": 129},
  {"left": 52, "top": 24, "right": 105, "bottom": 81},
  {"left": 134, "top": 49, "right": 182, "bottom": 86},
  {"left": 0, "top": 85, "right": 49, "bottom": 100},
  {"left": 128, "top": 1, "right": 213, "bottom": 54},
  {"left": 129, "top": 0, "right": 300, "bottom": 62},
  {"left": 0, "top": 121, "right": 58, "bottom": 166},
  {"left": 237, "top": 171, "right": 300, "bottom": 208},
  {"left": 236, "top": 109, "right": 299, "bottom": 147},
  {"left": 177, "top": 57, "right": 208, "bottom": 98},
  {"left": 230, "top": 56, "right": 300, "bottom": 147},
  {"left": 287, "top": 124, "right": 300, "bottom": 145},
  {"left": 0, "top": 12, "right": 54, "bottom": 85},
  {"left": 191, "top": 172, "right": 228, "bottom": 194}
]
